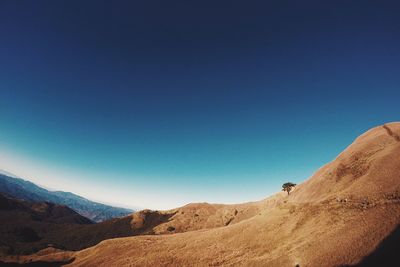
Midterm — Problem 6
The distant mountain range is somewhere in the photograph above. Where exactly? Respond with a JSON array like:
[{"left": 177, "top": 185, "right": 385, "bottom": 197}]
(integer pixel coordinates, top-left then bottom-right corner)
[{"left": 0, "top": 173, "right": 134, "bottom": 222}]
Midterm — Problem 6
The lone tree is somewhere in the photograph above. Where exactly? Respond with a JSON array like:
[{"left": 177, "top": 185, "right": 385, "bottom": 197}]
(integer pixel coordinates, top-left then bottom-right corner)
[{"left": 282, "top": 182, "right": 296, "bottom": 195}]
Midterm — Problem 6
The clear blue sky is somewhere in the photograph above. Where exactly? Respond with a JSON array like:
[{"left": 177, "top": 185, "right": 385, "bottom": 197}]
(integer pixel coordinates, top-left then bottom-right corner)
[{"left": 0, "top": 1, "right": 399, "bottom": 209}]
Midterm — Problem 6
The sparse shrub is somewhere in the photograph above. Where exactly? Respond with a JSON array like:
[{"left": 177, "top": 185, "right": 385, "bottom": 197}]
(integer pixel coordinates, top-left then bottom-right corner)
[{"left": 282, "top": 182, "right": 296, "bottom": 195}]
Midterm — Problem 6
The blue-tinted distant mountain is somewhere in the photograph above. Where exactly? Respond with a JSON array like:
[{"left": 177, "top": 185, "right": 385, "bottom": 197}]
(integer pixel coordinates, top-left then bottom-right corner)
[
  {"left": 0, "top": 173, "right": 134, "bottom": 222},
  {"left": 0, "top": 169, "right": 19, "bottom": 178}
]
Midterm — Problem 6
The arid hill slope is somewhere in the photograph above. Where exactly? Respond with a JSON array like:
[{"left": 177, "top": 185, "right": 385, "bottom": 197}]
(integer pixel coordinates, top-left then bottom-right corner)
[
  {"left": 130, "top": 193, "right": 285, "bottom": 235},
  {"left": 0, "top": 193, "right": 93, "bottom": 255},
  {"left": 3, "top": 122, "right": 400, "bottom": 267},
  {"left": 0, "top": 194, "right": 144, "bottom": 255},
  {"left": 0, "top": 190, "right": 281, "bottom": 256},
  {"left": 289, "top": 122, "right": 400, "bottom": 203}
]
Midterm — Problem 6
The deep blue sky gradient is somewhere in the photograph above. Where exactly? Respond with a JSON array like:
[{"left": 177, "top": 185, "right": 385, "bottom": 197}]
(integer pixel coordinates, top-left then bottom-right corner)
[{"left": 0, "top": 1, "right": 399, "bottom": 208}]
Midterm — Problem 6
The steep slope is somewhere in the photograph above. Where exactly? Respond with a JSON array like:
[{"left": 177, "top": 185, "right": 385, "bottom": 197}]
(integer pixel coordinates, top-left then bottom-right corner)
[
  {"left": 0, "top": 193, "right": 145, "bottom": 256},
  {"left": 289, "top": 122, "right": 400, "bottom": 203},
  {"left": 0, "top": 193, "right": 93, "bottom": 225},
  {"left": 2, "top": 122, "right": 400, "bottom": 266},
  {"left": 0, "top": 174, "right": 133, "bottom": 222},
  {"left": 0, "top": 193, "right": 92, "bottom": 255}
]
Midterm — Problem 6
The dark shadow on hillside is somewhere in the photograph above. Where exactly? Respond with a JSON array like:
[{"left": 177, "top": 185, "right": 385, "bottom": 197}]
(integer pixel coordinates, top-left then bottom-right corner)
[
  {"left": 343, "top": 224, "right": 400, "bottom": 267},
  {"left": 0, "top": 208, "right": 177, "bottom": 256},
  {"left": 0, "top": 258, "right": 74, "bottom": 266},
  {"left": 132, "top": 210, "right": 178, "bottom": 235}
]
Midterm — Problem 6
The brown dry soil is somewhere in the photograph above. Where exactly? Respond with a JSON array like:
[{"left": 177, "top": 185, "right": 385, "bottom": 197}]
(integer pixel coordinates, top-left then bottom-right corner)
[{"left": 1, "top": 122, "right": 399, "bottom": 267}]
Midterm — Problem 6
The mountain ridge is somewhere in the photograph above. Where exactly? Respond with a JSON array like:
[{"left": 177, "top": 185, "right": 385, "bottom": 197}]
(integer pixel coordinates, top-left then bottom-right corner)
[{"left": 0, "top": 174, "right": 133, "bottom": 222}]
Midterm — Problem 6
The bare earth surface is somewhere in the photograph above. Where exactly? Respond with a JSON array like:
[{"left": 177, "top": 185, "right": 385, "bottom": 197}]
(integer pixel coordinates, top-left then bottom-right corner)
[{"left": 2, "top": 122, "right": 399, "bottom": 266}]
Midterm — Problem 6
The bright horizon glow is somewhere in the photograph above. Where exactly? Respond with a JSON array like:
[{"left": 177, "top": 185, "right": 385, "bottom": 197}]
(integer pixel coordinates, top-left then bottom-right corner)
[
  {"left": 0, "top": 125, "right": 376, "bottom": 210},
  {"left": 0, "top": 121, "right": 398, "bottom": 210},
  {"left": 0, "top": 146, "right": 219, "bottom": 210},
  {"left": 0, "top": 148, "right": 308, "bottom": 210},
  {"left": 0, "top": 141, "right": 322, "bottom": 210}
]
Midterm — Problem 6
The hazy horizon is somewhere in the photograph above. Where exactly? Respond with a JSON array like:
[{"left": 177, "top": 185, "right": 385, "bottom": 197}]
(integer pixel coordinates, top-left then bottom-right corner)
[
  {"left": 1, "top": 1, "right": 400, "bottom": 210},
  {"left": 0, "top": 122, "right": 396, "bottom": 210}
]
